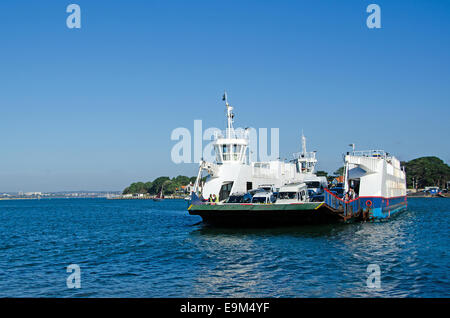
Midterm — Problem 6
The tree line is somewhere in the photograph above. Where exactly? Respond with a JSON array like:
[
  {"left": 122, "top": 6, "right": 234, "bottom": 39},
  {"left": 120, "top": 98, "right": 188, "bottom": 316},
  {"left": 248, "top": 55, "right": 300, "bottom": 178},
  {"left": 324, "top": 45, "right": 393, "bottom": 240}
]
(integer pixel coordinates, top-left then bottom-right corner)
[
  {"left": 123, "top": 175, "right": 197, "bottom": 195},
  {"left": 313, "top": 167, "right": 345, "bottom": 182},
  {"left": 402, "top": 156, "right": 450, "bottom": 189}
]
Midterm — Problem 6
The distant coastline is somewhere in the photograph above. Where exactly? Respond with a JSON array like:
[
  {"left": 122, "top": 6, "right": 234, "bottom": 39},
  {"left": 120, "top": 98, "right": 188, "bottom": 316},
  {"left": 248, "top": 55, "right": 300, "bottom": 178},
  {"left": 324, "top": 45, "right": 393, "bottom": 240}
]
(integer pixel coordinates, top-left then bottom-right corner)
[{"left": 0, "top": 191, "right": 121, "bottom": 200}]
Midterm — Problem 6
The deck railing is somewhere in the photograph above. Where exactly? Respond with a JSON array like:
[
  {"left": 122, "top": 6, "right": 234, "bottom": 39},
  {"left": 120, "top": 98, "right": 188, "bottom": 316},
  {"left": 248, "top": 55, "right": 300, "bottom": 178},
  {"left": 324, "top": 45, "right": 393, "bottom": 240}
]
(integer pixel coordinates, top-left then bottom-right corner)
[
  {"left": 349, "top": 150, "right": 387, "bottom": 158},
  {"left": 214, "top": 129, "right": 249, "bottom": 140},
  {"left": 324, "top": 189, "right": 361, "bottom": 217}
]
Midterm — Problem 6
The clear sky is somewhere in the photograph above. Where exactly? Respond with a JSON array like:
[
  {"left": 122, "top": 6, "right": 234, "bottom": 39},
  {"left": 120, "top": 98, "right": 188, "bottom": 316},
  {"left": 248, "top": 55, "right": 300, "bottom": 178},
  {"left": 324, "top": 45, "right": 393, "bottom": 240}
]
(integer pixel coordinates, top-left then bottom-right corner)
[{"left": 0, "top": 0, "right": 449, "bottom": 192}]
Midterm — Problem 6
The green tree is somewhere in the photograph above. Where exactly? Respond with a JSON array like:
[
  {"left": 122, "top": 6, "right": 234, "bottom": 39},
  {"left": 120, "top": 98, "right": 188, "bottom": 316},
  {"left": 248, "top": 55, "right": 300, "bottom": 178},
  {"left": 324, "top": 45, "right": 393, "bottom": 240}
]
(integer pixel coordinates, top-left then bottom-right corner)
[
  {"left": 334, "top": 166, "right": 344, "bottom": 176},
  {"left": 189, "top": 176, "right": 197, "bottom": 184},
  {"left": 164, "top": 181, "right": 179, "bottom": 195},
  {"left": 122, "top": 175, "right": 216, "bottom": 195},
  {"left": 316, "top": 170, "right": 328, "bottom": 177},
  {"left": 150, "top": 177, "right": 171, "bottom": 194},
  {"left": 123, "top": 182, "right": 148, "bottom": 194},
  {"left": 172, "top": 175, "right": 190, "bottom": 186},
  {"left": 144, "top": 182, "right": 153, "bottom": 193},
  {"left": 404, "top": 156, "right": 450, "bottom": 189}
]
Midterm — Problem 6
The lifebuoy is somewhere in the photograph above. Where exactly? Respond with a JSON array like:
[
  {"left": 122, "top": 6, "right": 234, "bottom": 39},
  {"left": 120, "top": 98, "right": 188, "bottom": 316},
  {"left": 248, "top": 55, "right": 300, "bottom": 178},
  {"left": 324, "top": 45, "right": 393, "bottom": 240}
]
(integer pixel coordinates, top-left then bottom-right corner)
[{"left": 366, "top": 200, "right": 373, "bottom": 207}]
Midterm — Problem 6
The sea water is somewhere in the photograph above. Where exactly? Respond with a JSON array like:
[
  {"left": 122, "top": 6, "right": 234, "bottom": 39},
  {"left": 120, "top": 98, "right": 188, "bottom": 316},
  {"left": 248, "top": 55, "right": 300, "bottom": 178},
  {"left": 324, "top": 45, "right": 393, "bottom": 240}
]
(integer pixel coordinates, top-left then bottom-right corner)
[{"left": 0, "top": 198, "right": 448, "bottom": 297}]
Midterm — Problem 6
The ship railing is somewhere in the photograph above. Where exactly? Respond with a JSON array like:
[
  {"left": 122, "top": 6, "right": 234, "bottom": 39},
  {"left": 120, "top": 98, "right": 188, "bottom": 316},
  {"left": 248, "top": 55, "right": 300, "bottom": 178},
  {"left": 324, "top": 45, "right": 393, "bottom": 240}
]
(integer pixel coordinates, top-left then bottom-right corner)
[
  {"left": 324, "top": 189, "right": 361, "bottom": 217},
  {"left": 344, "top": 197, "right": 361, "bottom": 217},
  {"left": 292, "top": 152, "right": 316, "bottom": 160},
  {"left": 214, "top": 129, "right": 249, "bottom": 140},
  {"left": 324, "top": 189, "right": 344, "bottom": 211},
  {"left": 349, "top": 150, "right": 387, "bottom": 158}
]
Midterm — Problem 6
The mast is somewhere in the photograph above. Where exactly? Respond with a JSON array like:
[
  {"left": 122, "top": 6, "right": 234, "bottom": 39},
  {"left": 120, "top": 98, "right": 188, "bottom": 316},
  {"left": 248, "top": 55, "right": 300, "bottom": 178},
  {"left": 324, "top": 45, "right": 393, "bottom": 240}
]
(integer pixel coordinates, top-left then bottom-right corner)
[
  {"left": 159, "top": 184, "right": 164, "bottom": 198},
  {"left": 301, "top": 131, "right": 307, "bottom": 155},
  {"left": 223, "top": 91, "right": 234, "bottom": 138}
]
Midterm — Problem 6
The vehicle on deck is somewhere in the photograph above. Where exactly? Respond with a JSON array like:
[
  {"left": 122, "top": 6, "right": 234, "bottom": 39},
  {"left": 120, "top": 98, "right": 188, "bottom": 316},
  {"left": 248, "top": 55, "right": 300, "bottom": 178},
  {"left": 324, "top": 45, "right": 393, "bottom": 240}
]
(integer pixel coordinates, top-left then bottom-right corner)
[
  {"left": 329, "top": 187, "right": 345, "bottom": 198},
  {"left": 310, "top": 194, "right": 325, "bottom": 202},
  {"left": 275, "top": 183, "right": 309, "bottom": 204},
  {"left": 251, "top": 191, "right": 276, "bottom": 204},
  {"left": 226, "top": 192, "right": 252, "bottom": 203},
  {"left": 256, "top": 184, "right": 276, "bottom": 192},
  {"left": 305, "top": 180, "right": 326, "bottom": 195}
]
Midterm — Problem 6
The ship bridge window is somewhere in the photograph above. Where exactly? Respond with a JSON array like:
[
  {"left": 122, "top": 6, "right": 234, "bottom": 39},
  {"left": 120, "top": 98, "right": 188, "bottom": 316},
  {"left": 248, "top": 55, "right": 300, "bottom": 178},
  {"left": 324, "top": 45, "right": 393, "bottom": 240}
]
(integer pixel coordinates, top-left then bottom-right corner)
[
  {"left": 214, "top": 145, "right": 223, "bottom": 163},
  {"left": 222, "top": 145, "right": 230, "bottom": 161},
  {"left": 216, "top": 144, "right": 244, "bottom": 161},
  {"left": 232, "top": 144, "right": 242, "bottom": 160}
]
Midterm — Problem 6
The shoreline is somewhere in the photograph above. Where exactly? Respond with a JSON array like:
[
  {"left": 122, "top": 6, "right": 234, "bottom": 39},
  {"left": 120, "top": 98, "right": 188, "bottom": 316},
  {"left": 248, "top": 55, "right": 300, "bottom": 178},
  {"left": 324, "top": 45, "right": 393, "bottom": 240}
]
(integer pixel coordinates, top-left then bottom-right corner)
[
  {"left": 0, "top": 196, "right": 186, "bottom": 200},
  {"left": 108, "top": 195, "right": 186, "bottom": 200}
]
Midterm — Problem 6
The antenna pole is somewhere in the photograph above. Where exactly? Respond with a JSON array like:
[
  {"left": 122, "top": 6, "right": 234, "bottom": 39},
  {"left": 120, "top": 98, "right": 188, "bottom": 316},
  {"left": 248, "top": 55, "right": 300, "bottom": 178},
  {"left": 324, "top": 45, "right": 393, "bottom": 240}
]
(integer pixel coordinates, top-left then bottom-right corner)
[
  {"left": 301, "top": 131, "right": 307, "bottom": 155},
  {"left": 223, "top": 91, "right": 233, "bottom": 138}
]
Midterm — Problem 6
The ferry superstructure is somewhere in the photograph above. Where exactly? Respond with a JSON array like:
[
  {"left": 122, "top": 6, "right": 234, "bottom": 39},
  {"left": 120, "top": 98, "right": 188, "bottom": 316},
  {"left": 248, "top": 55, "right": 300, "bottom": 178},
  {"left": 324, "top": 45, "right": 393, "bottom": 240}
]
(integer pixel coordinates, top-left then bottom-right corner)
[
  {"left": 341, "top": 150, "right": 407, "bottom": 219},
  {"left": 188, "top": 95, "right": 407, "bottom": 226},
  {"left": 189, "top": 149, "right": 408, "bottom": 226},
  {"left": 192, "top": 94, "right": 326, "bottom": 201}
]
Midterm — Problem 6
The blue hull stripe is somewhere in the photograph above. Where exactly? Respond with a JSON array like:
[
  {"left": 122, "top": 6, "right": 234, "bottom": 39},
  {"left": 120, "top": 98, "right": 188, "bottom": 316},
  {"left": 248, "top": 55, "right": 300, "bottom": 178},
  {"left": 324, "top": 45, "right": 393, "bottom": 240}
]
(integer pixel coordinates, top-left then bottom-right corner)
[{"left": 359, "top": 196, "right": 407, "bottom": 219}]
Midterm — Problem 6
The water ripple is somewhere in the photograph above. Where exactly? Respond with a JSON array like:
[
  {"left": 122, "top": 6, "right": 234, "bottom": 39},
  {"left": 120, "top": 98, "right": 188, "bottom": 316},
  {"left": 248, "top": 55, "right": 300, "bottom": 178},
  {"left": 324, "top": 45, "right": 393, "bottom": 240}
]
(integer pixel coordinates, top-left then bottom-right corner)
[{"left": 0, "top": 198, "right": 448, "bottom": 297}]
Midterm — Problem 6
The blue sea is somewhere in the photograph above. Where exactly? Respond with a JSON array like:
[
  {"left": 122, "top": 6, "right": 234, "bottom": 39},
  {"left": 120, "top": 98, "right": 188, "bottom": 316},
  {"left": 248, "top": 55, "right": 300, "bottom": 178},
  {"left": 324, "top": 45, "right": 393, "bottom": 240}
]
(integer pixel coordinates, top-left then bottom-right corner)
[{"left": 0, "top": 198, "right": 448, "bottom": 297}]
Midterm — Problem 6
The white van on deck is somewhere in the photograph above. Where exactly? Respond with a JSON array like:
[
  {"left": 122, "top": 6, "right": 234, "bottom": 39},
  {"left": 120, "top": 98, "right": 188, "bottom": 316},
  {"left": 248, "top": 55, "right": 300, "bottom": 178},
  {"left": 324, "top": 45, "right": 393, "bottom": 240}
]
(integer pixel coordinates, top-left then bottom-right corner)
[
  {"left": 275, "top": 183, "right": 309, "bottom": 204},
  {"left": 251, "top": 191, "right": 276, "bottom": 204}
]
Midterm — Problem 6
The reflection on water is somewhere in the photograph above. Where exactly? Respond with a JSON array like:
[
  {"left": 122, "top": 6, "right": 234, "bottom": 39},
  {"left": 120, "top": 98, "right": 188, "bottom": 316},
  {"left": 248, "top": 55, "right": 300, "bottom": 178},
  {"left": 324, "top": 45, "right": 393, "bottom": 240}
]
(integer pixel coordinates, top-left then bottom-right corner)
[
  {"left": 187, "top": 203, "right": 448, "bottom": 297},
  {"left": 0, "top": 198, "right": 448, "bottom": 297}
]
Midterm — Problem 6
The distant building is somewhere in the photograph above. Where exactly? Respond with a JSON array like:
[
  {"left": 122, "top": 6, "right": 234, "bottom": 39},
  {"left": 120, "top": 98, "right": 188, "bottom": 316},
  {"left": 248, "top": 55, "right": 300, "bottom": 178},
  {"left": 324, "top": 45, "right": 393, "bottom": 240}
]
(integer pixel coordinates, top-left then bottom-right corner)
[
  {"left": 179, "top": 183, "right": 194, "bottom": 194},
  {"left": 24, "top": 192, "right": 42, "bottom": 196}
]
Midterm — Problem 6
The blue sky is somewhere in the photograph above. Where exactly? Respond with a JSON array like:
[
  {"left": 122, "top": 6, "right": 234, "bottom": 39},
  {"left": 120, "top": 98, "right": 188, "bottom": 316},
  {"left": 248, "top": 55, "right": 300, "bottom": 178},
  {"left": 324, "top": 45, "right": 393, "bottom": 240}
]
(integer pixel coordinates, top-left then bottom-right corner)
[{"left": 0, "top": 0, "right": 449, "bottom": 192}]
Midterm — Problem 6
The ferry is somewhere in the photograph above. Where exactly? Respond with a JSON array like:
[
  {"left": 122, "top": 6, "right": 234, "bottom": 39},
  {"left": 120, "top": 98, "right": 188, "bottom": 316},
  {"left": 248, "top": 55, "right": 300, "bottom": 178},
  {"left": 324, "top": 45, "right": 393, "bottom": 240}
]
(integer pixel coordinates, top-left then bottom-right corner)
[{"left": 187, "top": 95, "right": 407, "bottom": 226}]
